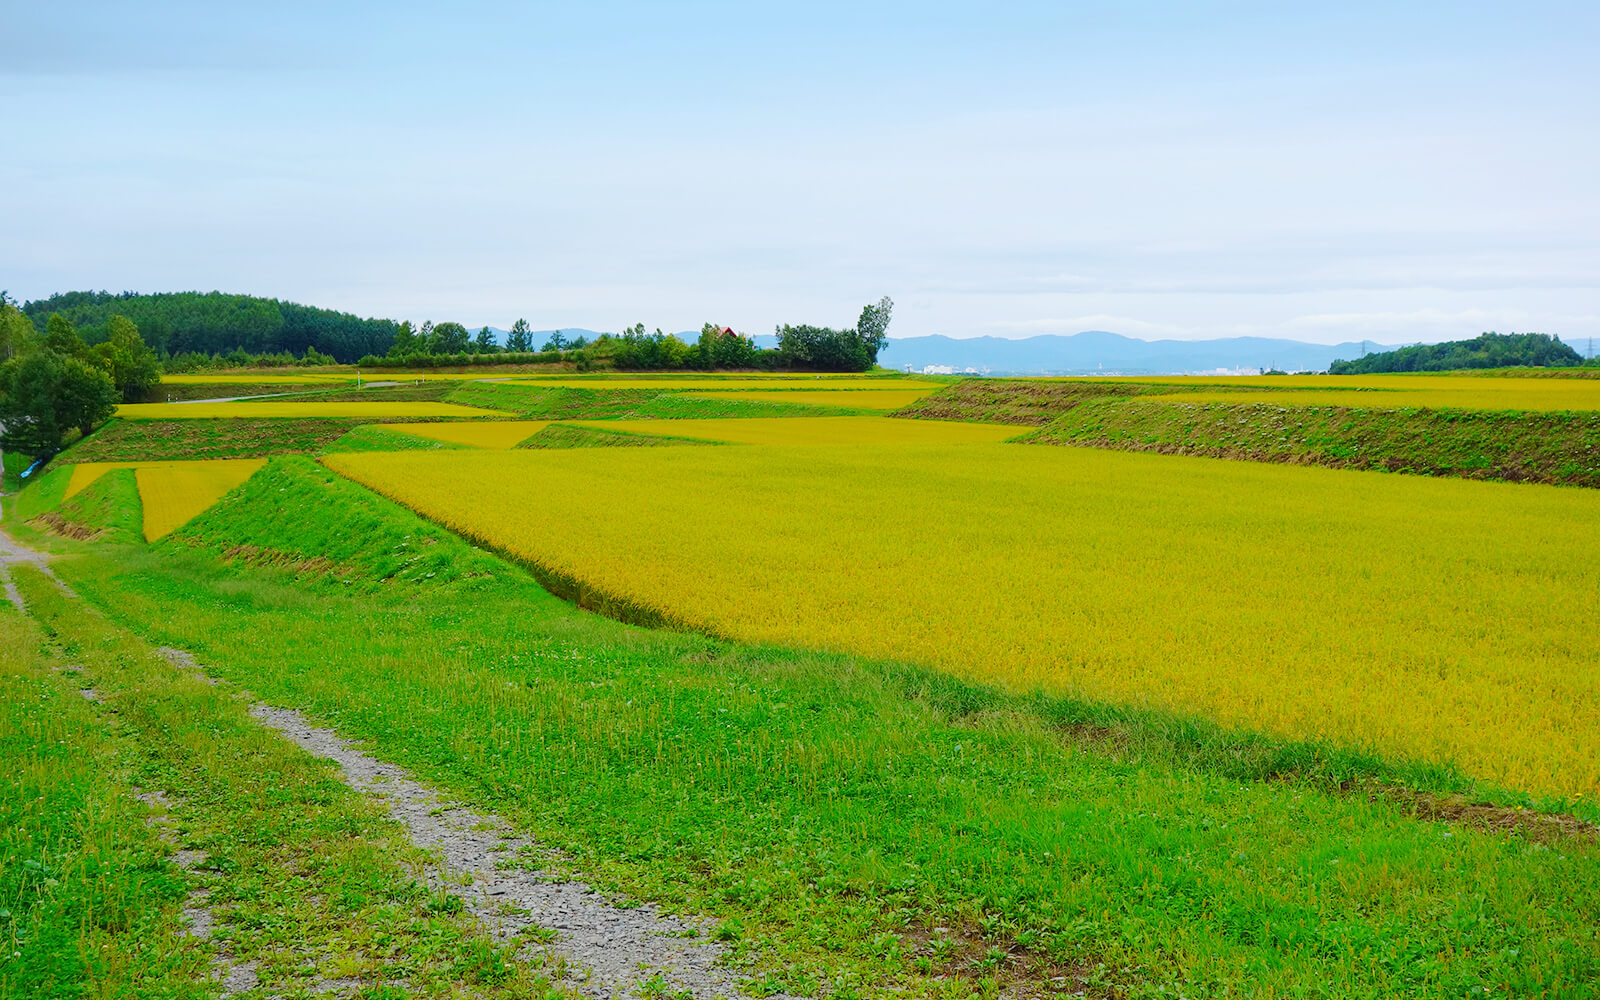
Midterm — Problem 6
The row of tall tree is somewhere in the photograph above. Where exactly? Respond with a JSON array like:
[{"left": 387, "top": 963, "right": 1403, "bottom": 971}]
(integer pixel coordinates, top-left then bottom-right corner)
[
  {"left": 1, "top": 296, "right": 161, "bottom": 458},
  {"left": 22, "top": 291, "right": 398, "bottom": 363}
]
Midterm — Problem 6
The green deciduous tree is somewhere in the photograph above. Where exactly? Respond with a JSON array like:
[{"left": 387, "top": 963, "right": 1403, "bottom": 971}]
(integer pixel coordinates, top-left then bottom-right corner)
[
  {"left": 44, "top": 313, "right": 87, "bottom": 358},
  {"left": 0, "top": 351, "right": 118, "bottom": 457},
  {"left": 90, "top": 314, "right": 162, "bottom": 402},
  {"left": 429, "top": 322, "right": 470, "bottom": 355},
  {"left": 0, "top": 293, "right": 37, "bottom": 361}
]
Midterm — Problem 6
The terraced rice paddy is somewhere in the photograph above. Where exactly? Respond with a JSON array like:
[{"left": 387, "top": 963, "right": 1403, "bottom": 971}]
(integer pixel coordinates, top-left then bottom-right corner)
[
  {"left": 1096, "top": 374, "right": 1600, "bottom": 411},
  {"left": 383, "top": 420, "right": 552, "bottom": 448},
  {"left": 115, "top": 401, "right": 510, "bottom": 419},
  {"left": 58, "top": 459, "right": 266, "bottom": 539},
  {"left": 324, "top": 443, "right": 1600, "bottom": 802},
  {"left": 567, "top": 416, "right": 1020, "bottom": 445},
  {"left": 135, "top": 460, "right": 266, "bottom": 540}
]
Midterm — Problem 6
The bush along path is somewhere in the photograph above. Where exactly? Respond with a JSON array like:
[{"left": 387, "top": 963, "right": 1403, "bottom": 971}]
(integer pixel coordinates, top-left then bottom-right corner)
[{"left": 2, "top": 543, "right": 763, "bottom": 999}]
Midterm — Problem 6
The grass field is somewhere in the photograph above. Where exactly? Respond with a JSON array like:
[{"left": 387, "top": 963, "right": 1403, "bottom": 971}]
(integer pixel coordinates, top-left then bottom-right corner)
[
  {"left": 565, "top": 417, "right": 1021, "bottom": 445},
  {"left": 685, "top": 389, "right": 937, "bottom": 410},
  {"left": 1, "top": 572, "right": 562, "bottom": 999},
  {"left": 160, "top": 373, "right": 353, "bottom": 385},
  {"left": 384, "top": 420, "right": 552, "bottom": 448},
  {"left": 116, "top": 401, "right": 510, "bottom": 420},
  {"left": 443, "top": 382, "right": 885, "bottom": 420},
  {"left": 7, "top": 456, "right": 1596, "bottom": 998},
  {"left": 325, "top": 444, "right": 1600, "bottom": 803},
  {"left": 501, "top": 378, "right": 942, "bottom": 392}
]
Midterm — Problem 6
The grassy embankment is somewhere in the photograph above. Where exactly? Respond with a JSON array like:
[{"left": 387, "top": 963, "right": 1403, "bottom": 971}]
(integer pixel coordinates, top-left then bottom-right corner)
[
  {"left": 897, "top": 380, "right": 1600, "bottom": 487},
  {"left": 0, "top": 570, "right": 571, "bottom": 999},
  {"left": 442, "top": 382, "right": 889, "bottom": 420},
  {"left": 6, "top": 456, "right": 1597, "bottom": 998}
]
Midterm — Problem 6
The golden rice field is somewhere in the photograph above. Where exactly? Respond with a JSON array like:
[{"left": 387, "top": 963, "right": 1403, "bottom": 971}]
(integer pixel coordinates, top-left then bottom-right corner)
[
  {"left": 115, "top": 402, "right": 511, "bottom": 419},
  {"left": 384, "top": 420, "right": 551, "bottom": 448},
  {"left": 684, "top": 389, "right": 937, "bottom": 410},
  {"left": 568, "top": 416, "right": 1021, "bottom": 445},
  {"left": 136, "top": 460, "right": 266, "bottom": 540},
  {"left": 63, "top": 459, "right": 265, "bottom": 540},
  {"left": 324, "top": 443, "right": 1600, "bottom": 801},
  {"left": 501, "top": 378, "right": 943, "bottom": 392},
  {"left": 1088, "top": 374, "right": 1600, "bottom": 411}
]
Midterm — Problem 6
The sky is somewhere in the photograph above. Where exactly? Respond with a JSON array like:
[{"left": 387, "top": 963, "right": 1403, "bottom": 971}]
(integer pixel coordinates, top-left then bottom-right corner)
[{"left": 3, "top": 1, "right": 1597, "bottom": 346}]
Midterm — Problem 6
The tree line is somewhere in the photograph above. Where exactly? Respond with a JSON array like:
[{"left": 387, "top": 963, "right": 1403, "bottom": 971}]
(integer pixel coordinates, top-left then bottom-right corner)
[
  {"left": 25, "top": 290, "right": 898, "bottom": 374},
  {"left": 1, "top": 296, "right": 161, "bottom": 459},
  {"left": 21, "top": 291, "right": 398, "bottom": 364},
  {"left": 1330, "top": 332, "right": 1588, "bottom": 374},
  {"left": 359, "top": 297, "right": 896, "bottom": 374}
]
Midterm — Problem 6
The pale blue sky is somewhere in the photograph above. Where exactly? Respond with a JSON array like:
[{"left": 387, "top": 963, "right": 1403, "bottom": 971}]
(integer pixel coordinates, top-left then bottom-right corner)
[{"left": 3, "top": 2, "right": 1596, "bottom": 343}]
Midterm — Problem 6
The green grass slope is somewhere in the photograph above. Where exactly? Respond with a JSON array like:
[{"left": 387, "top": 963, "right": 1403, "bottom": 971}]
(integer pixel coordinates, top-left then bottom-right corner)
[
  {"left": 520, "top": 423, "right": 717, "bottom": 449},
  {"left": 445, "top": 382, "right": 875, "bottom": 419},
  {"left": 64, "top": 418, "right": 368, "bottom": 463},
  {"left": 165, "top": 455, "right": 511, "bottom": 590},
  {"left": 320, "top": 423, "right": 470, "bottom": 453},
  {"left": 31, "top": 458, "right": 1600, "bottom": 999},
  {"left": 1023, "top": 399, "right": 1600, "bottom": 488}
]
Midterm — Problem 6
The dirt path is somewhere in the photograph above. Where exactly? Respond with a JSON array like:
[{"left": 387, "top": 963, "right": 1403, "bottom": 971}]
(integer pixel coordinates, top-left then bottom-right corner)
[
  {"left": 159, "top": 640, "right": 756, "bottom": 998},
  {"left": 0, "top": 502, "right": 63, "bottom": 610},
  {"left": 244, "top": 696, "right": 749, "bottom": 998},
  {"left": 2, "top": 512, "right": 759, "bottom": 997}
]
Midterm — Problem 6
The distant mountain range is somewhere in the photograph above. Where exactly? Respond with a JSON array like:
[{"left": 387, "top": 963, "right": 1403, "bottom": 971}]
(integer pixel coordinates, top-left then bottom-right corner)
[
  {"left": 474, "top": 326, "right": 1390, "bottom": 375},
  {"left": 863, "top": 332, "right": 1394, "bottom": 375}
]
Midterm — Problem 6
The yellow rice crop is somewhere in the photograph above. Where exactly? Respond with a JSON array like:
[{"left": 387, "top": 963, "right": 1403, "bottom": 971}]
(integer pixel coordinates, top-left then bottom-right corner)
[
  {"left": 135, "top": 459, "right": 265, "bottom": 541},
  {"left": 683, "top": 389, "right": 937, "bottom": 410},
  {"left": 1069, "top": 374, "right": 1600, "bottom": 411},
  {"left": 115, "top": 402, "right": 511, "bottom": 420},
  {"left": 324, "top": 444, "right": 1600, "bottom": 800},
  {"left": 568, "top": 416, "right": 1020, "bottom": 445},
  {"left": 64, "top": 462, "right": 138, "bottom": 499},
  {"left": 62, "top": 459, "right": 266, "bottom": 540},
  {"left": 384, "top": 421, "right": 551, "bottom": 449}
]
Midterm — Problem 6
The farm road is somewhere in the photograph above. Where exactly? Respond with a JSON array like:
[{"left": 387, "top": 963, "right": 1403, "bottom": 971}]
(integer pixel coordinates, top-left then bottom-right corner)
[
  {"left": 0, "top": 502, "right": 71, "bottom": 610},
  {"left": 0, "top": 511, "right": 761, "bottom": 998}
]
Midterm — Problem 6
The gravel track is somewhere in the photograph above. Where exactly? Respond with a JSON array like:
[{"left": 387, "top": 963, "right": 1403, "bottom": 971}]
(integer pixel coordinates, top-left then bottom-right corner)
[{"left": 160, "top": 648, "right": 757, "bottom": 999}]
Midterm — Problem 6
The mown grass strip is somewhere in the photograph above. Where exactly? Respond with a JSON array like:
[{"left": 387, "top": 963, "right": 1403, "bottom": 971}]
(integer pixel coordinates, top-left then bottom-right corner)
[
  {"left": 10, "top": 567, "right": 572, "bottom": 999},
  {"left": 0, "top": 601, "right": 202, "bottom": 999}
]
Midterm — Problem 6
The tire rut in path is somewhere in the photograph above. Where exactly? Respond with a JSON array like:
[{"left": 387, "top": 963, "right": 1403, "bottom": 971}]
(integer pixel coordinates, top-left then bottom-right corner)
[{"left": 159, "top": 648, "right": 757, "bottom": 1000}]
